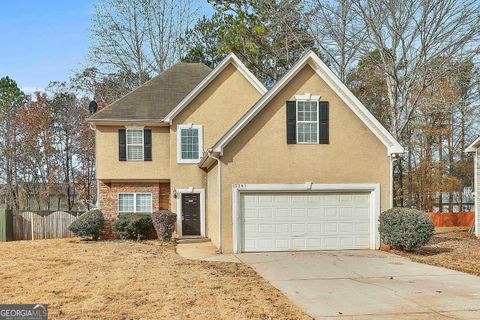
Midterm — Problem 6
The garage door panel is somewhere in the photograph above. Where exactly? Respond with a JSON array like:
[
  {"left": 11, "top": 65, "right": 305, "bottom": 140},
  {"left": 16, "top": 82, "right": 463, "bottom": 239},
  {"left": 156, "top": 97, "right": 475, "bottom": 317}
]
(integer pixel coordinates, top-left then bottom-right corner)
[
  {"left": 307, "top": 208, "right": 322, "bottom": 217},
  {"left": 244, "top": 224, "right": 256, "bottom": 234},
  {"left": 241, "top": 192, "right": 371, "bottom": 252},
  {"left": 339, "top": 207, "right": 353, "bottom": 217},
  {"left": 244, "top": 208, "right": 257, "bottom": 218},
  {"left": 258, "top": 239, "right": 274, "bottom": 250},
  {"left": 258, "top": 224, "right": 274, "bottom": 233},
  {"left": 275, "top": 208, "right": 290, "bottom": 217},
  {"left": 273, "top": 195, "right": 289, "bottom": 203},
  {"left": 292, "top": 208, "right": 306, "bottom": 217},
  {"left": 307, "top": 223, "right": 321, "bottom": 232},
  {"left": 338, "top": 222, "right": 354, "bottom": 233},
  {"left": 355, "top": 222, "right": 369, "bottom": 232},
  {"left": 356, "top": 237, "right": 369, "bottom": 247},
  {"left": 258, "top": 208, "right": 273, "bottom": 218},
  {"left": 275, "top": 239, "right": 289, "bottom": 249},
  {"left": 324, "top": 207, "right": 338, "bottom": 218}
]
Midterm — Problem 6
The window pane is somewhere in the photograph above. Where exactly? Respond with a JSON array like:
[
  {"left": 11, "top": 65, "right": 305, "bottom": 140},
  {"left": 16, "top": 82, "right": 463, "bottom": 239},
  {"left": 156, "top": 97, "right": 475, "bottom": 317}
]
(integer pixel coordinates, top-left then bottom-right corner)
[
  {"left": 297, "top": 120, "right": 317, "bottom": 143},
  {"left": 126, "top": 129, "right": 144, "bottom": 160},
  {"left": 136, "top": 194, "right": 152, "bottom": 213},
  {"left": 298, "top": 101, "right": 305, "bottom": 111},
  {"left": 296, "top": 100, "right": 319, "bottom": 143},
  {"left": 181, "top": 128, "right": 199, "bottom": 160},
  {"left": 127, "top": 130, "right": 143, "bottom": 144},
  {"left": 119, "top": 194, "right": 134, "bottom": 213},
  {"left": 128, "top": 145, "right": 143, "bottom": 160},
  {"left": 309, "top": 123, "right": 318, "bottom": 143},
  {"left": 298, "top": 110, "right": 304, "bottom": 121}
]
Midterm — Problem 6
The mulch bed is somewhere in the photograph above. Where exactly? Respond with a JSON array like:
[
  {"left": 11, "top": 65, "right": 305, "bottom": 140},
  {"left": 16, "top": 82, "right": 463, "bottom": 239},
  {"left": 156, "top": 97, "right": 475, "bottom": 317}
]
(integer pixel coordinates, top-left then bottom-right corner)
[{"left": 392, "top": 227, "right": 480, "bottom": 276}]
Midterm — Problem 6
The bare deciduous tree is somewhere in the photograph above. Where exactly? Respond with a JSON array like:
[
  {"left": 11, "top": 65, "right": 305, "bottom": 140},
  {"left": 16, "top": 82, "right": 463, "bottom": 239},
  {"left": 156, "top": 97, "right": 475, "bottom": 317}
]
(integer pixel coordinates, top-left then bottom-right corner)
[
  {"left": 303, "top": 0, "right": 366, "bottom": 81},
  {"left": 352, "top": 0, "right": 480, "bottom": 140},
  {"left": 89, "top": 0, "right": 199, "bottom": 86}
]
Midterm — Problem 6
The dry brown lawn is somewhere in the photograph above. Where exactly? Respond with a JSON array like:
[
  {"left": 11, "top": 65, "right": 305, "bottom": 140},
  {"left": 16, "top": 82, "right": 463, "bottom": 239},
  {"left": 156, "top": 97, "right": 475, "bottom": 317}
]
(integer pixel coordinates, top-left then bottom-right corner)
[
  {"left": 393, "top": 227, "right": 480, "bottom": 276},
  {"left": 0, "top": 239, "right": 310, "bottom": 320}
]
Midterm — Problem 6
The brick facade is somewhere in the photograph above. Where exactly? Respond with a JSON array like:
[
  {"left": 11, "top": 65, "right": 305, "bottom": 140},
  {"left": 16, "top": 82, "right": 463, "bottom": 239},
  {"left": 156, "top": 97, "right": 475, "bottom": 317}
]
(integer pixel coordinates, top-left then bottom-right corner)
[{"left": 99, "top": 181, "right": 171, "bottom": 238}]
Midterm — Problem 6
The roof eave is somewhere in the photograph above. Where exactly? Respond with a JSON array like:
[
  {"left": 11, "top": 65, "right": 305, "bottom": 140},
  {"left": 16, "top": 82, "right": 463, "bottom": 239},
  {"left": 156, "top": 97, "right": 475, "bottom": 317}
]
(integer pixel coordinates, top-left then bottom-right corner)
[
  {"left": 87, "top": 118, "right": 168, "bottom": 125},
  {"left": 465, "top": 136, "right": 480, "bottom": 153},
  {"left": 163, "top": 53, "right": 267, "bottom": 123},
  {"left": 210, "top": 50, "right": 404, "bottom": 158}
]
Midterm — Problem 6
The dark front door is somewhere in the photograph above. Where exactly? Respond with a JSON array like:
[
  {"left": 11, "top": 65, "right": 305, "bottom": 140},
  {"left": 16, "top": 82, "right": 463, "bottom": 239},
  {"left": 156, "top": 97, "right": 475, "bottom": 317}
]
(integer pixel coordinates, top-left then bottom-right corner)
[{"left": 181, "top": 193, "right": 201, "bottom": 236}]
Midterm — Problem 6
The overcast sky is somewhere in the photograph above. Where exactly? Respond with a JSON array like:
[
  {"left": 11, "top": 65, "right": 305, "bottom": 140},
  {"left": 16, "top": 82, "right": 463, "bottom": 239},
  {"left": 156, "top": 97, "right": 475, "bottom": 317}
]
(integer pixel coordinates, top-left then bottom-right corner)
[{"left": 0, "top": 0, "right": 213, "bottom": 95}]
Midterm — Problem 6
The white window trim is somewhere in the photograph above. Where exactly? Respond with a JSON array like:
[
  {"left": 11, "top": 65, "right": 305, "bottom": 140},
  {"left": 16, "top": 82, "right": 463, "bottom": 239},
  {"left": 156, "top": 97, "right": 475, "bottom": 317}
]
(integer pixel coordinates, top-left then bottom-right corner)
[
  {"left": 231, "top": 183, "right": 381, "bottom": 253},
  {"left": 296, "top": 99, "right": 319, "bottom": 144},
  {"left": 126, "top": 126, "right": 144, "bottom": 161},
  {"left": 175, "top": 188, "right": 206, "bottom": 237},
  {"left": 117, "top": 192, "right": 153, "bottom": 214},
  {"left": 295, "top": 92, "right": 320, "bottom": 100},
  {"left": 177, "top": 124, "right": 203, "bottom": 164}
]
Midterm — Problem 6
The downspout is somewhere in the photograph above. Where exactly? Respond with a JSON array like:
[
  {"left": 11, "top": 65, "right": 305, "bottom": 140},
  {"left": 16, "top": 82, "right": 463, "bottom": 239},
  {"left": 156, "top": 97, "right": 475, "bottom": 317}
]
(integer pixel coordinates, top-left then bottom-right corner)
[
  {"left": 389, "top": 156, "right": 394, "bottom": 208},
  {"left": 89, "top": 124, "right": 100, "bottom": 209},
  {"left": 208, "top": 149, "right": 222, "bottom": 253},
  {"left": 475, "top": 149, "right": 478, "bottom": 237},
  {"left": 389, "top": 152, "right": 402, "bottom": 209}
]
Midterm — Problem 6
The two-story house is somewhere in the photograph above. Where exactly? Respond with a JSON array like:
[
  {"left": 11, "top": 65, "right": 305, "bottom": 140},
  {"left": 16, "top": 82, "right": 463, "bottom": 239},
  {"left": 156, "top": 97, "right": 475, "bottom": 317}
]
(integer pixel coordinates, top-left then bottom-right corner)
[{"left": 88, "top": 51, "right": 404, "bottom": 253}]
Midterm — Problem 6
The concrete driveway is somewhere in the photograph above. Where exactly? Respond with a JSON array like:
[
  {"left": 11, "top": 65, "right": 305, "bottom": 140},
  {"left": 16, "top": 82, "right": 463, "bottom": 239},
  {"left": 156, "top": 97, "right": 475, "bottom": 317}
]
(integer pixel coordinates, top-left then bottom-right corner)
[{"left": 237, "top": 250, "right": 480, "bottom": 319}]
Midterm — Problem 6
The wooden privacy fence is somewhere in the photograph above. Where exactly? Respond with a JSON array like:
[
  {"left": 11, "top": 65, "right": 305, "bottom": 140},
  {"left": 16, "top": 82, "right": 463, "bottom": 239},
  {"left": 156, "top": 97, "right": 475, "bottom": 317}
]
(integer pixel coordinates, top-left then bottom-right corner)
[
  {"left": 0, "top": 210, "right": 83, "bottom": 241},
  {"left": 0, "top": 209, "right": 13, "bottom": 241},
  {"left": 427, "top": 212, "right": 474, "bottom": 227}
]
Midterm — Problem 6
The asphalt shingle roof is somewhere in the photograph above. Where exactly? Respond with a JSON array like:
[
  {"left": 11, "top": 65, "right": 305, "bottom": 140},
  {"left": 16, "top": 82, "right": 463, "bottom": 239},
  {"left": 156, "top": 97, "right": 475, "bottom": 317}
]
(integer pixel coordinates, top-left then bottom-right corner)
[{"left": 88, "top": 62, "right": 212, "bottom": 121}]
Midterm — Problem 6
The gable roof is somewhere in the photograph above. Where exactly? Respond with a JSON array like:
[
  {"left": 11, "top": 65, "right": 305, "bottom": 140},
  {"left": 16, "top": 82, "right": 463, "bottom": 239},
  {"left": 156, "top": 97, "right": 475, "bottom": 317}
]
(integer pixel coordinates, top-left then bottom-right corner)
[
  {"left": 465, "top": 136, "right": 480, "bottom": 152},
  {"left": 208, "top": 51, "right": 404, "bottom": 157},
  {"left": 163, "top": 53, "right": 267, "bottom": 123},
  {"left": 88, "top": 62, "right": 211, "bottom": 123}
]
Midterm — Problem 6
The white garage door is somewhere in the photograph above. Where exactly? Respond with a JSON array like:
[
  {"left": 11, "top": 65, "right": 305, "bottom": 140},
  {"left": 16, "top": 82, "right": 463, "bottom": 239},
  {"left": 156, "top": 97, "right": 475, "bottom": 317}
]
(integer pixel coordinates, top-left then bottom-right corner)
[{"left": 241, "top": 192, "right": 371, "bottom": 252}]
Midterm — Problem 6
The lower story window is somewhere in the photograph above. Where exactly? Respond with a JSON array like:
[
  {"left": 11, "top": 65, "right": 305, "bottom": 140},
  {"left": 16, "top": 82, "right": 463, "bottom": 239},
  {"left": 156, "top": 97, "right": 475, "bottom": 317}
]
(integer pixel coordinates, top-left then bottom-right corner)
[{"left": 118, "top": 193, "right": 152, "bottom": 214}]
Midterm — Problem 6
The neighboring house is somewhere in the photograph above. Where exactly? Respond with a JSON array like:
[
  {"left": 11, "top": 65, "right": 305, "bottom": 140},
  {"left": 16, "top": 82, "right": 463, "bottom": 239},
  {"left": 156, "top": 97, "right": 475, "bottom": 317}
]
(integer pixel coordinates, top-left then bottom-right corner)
[
  {"left": 88, "top": 51, "right": 404, "bottom": 253},
  {"left": 465, "top": 139, "right": 480, "bottom": 237},
  {"left": 431, "top": 188, "right": 474, "bottom": 213}
]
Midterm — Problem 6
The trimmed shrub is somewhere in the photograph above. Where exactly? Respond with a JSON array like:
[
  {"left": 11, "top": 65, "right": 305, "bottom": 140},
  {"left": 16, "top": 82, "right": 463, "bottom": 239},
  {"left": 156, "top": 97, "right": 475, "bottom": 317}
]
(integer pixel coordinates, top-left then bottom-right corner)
[
  {"left": 379, "top": 207, "right": 434, "bottom": 252},
  {"left": 151, "top": 210, "right": 177, "bottom": 241},
  {"left": 111, "top": 213, "right": 155, "bottom": 240},
  {"left": 69, "top": 209, "right": 104, "bottom": 241}
]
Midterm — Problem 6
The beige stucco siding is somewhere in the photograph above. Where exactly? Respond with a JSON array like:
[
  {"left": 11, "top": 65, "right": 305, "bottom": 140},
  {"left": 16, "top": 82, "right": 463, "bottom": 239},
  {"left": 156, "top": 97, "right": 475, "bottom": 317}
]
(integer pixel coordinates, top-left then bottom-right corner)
[
  {"left": 96, "top": 125, "right": 170, "bottom": 180},
  {"left": 216, "top": 64, "right": 391, "bottom": 252},
  {"left": 169, "top": 63, "right": 262, "bottom": 213}
]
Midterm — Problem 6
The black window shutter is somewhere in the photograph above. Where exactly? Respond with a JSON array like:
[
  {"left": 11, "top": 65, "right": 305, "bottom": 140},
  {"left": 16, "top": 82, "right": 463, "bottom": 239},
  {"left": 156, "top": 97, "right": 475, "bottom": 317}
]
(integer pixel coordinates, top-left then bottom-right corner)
[
  {"left": 144, "top": 129, "right": 152, "bottom": 161},
  {"left": 119, "top": 129, "right": 126, "bottom": 161},
  {"left": 286, "top": 101, "right": 297, "bottom": 144},
  {"left": 319, "top": 101, "right": 329, "bottom": 144}
]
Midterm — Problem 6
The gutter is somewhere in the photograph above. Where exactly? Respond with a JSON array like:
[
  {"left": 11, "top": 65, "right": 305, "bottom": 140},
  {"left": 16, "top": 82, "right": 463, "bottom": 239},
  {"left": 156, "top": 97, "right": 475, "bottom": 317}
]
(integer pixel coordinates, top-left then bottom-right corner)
[
  {"left": 208, "top": 149, "right": 223, "bottom": 253},
  {"left": 389, "top": 152, "right": 404, "bottom": 208},
  {"left": 87, "top": 118, "right": 168, "bottom": 124}
]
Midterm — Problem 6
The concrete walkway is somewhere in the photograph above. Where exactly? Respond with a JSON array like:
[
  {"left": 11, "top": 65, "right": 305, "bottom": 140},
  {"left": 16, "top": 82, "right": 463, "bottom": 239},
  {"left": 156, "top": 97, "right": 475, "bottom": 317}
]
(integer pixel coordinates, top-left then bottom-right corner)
[
  {"left": 176, "top": 241, "right": 241, "bottom": 263},
  {"left": 237, "top": 250, "right": 480, "bottom": 319}
]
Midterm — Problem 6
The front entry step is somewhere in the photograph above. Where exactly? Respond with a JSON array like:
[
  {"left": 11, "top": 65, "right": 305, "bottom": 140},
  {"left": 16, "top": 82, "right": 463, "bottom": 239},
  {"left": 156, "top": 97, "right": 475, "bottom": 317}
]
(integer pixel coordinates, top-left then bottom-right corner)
[{"left": 176, "top": 236, "right": 210, "bottom": 244}]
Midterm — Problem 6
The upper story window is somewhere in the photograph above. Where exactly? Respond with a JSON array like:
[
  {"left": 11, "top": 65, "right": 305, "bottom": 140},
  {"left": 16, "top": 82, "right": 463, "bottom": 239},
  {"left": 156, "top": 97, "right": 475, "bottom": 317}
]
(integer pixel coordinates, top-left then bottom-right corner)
[
  {"left": 127, "top": 128, "right": 144, "bottom": 160},
  {"left": 119, "top": 127, "right": 152, "bottom": 161},
  {"left": 177, "top": 124, "right": 203, "bottom": 163},
  {"left": 297, "top": 100, "right": 319, "bottom": 144},
  {"left": 286, "top": 93, "right": 329, "bottom": 145}
]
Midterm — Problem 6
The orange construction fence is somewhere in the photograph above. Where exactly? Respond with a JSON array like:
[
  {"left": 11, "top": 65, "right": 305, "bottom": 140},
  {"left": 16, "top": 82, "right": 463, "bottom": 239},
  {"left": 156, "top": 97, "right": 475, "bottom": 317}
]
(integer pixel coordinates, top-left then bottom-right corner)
[{"left": 427, "top": 212, "right": 475, "bottom": 227}]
